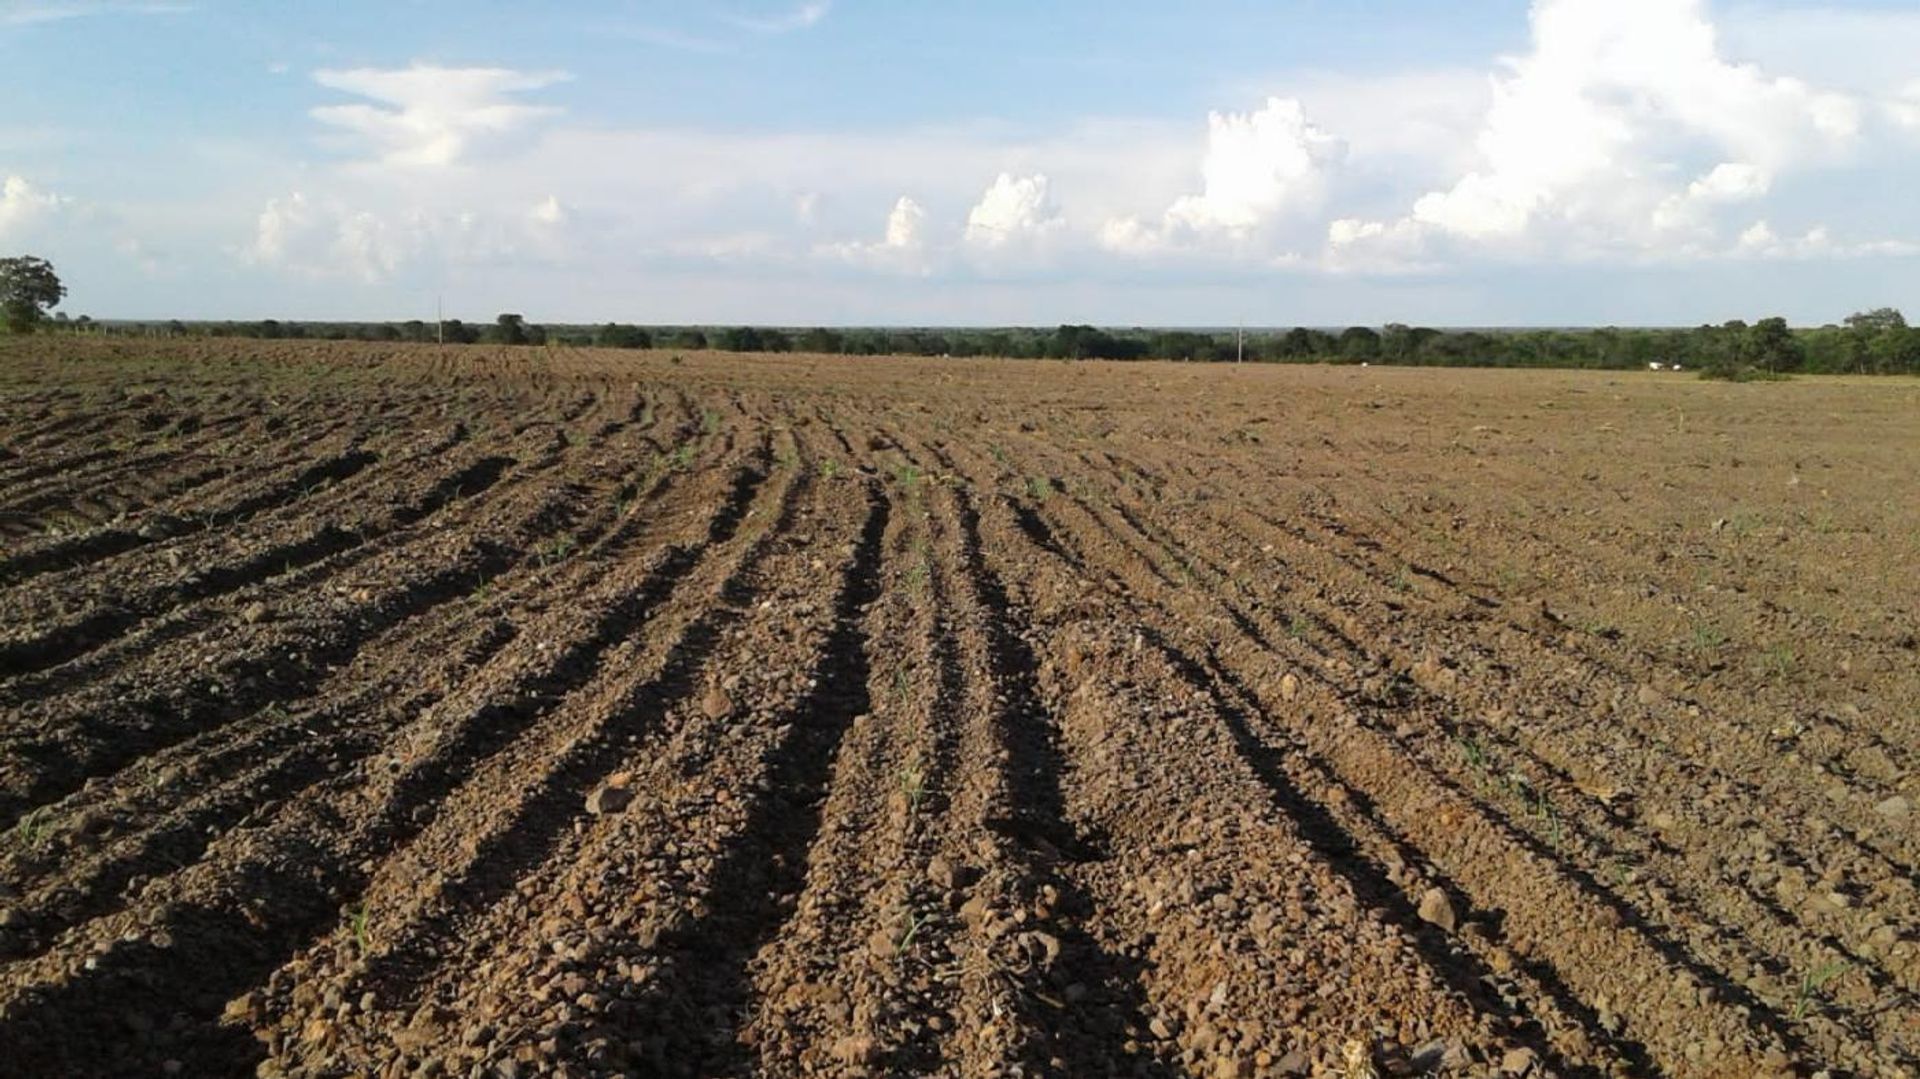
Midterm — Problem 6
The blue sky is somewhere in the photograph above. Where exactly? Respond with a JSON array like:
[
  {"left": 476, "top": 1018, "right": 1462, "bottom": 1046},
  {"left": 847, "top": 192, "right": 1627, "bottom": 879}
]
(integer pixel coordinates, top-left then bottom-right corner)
[{"left": 2, "top": 0, "right": 1918, "bottom": 326}]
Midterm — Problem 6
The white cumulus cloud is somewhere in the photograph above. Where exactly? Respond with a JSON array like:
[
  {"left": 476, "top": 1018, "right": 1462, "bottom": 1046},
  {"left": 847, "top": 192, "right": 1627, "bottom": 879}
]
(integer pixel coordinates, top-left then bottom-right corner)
[
  {"left": 1338, "top": 0, "right": 1865, "bottom": 263},
  {"left": 963, "top": 172, "right": 1064, "bottom": 250},
  {"left": 1102, "top": 97, "right": 1340, "bottom": 254},
  {"left": 529, "top": 195, "right": 567, "bottom": 228},
  {"left": 820, "top": 195, "right": 931, "bottom": 273},
  {"left": 883, "top": 195, "right": 924, "bottom": 249},
  {"left": 1735, "top": 220, "right": 1917, "bottom": 260},
  {"left": 1891, "top": 83, "right": 1920, "bottom": 132},
  {"left": 1169, "top": 98, "right": 1340, "bottom": 231},
  {"left": 243, "top": 191, "right": 573, "bottom": 281},
  {"left": 311, "top": 64, "right": 569, "bottom": 168},
  {"left": 1688, "top": 161, "right": 1771, "bottom": 203},
  {"left": 1650, "top": 161, "right": 1772, "bottom": 234},
  {"left": 0, "top": 174, "right": 69, "bottom": 237},
  {"left": 245, "top": 192, "right": 410, "bottom": 281}
]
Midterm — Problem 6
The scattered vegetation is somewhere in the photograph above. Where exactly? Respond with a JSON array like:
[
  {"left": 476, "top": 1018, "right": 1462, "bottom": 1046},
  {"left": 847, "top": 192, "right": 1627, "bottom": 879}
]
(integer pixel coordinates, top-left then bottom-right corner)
[
  {"left": 347, "top": 904, "right": 371, "bottom": 953},
  {"left": 892, "top": 462, "right": 922, "bottom": 492},
  {"left": 1688, "top": 622, "right": 1730, "bottom": 651},
  {"left": 899, "top": 755, "right": 929, "bottom": 819},
  {"left": 537, "top": 535, "right": 577, "bottom": 567},
  {"left": 9, "top": 808, "right": 52, "bottom": 849},
  {"left": 1756, "top": 644, "right": 1798, "bottom": 682},
  {"left": 1794, "top": 961, "right": 1848, "bottom": 1021},
  {"left": 894, "top": 907, "right": 931, "bottom": 958}
]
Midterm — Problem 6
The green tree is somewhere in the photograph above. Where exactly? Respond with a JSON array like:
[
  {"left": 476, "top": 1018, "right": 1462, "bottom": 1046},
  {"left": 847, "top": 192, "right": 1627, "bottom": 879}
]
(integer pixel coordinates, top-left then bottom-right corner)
[
  {"left": 1844, "top": 307, "right": 1906, "bottom": 333},
  {"left": 1150, "top": 331, "right": 1223, "bottom": 362},
  {"left": 1746, "top": 317, "right": 1804, "bottom": 373},
  {"left": 718, "top": 326, "right": 765, "bottom": 351},
  {"left": 493, "top": 313, "right": 529, "bottom": 346},
  {"left": 1273, "top": 327, "right": 1316, "bottom": 360},
  {"left": 1338, "top": 326, "right": 1381, "bottom": 362},
  {"left": 1049, "top": 324, "right": 1146, "bottom": 360},
  {"left": 1842, "top": 308, "right": 1909, "bottom": 374},
  {"left": 596, "top": 323, "right": 651, "bottom": 348},
  {"left": 1380, "top": 323, "right": 1415, "bottom": 361},
  {"left": 797, "top": 327, "right": 843, "bottom": 353},
  {"left": 0, "top": 256, "right": 65, "bottom": 333},
  {"left": 1867, "top": 326, "right": 1920, "bottom": 374}
]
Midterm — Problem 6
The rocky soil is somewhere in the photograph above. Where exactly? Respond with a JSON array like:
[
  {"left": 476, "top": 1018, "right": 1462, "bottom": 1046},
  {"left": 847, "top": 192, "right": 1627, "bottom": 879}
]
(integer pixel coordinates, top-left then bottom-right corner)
[{"left": 2, "top": 338, "right": 1917, "bottom": 1077}]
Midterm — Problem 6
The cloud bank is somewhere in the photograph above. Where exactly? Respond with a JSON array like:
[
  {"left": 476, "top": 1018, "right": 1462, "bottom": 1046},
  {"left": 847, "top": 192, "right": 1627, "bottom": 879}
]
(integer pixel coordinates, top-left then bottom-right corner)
[
  {"left": 21, "top": 0, "right": 1914, "bottom": 322},
  {"left": 1330, "top": 0, "right": 1879, "bottom": 266},
  {"left": 236, "top": 3, "right": 1920, "bottom": 295}
]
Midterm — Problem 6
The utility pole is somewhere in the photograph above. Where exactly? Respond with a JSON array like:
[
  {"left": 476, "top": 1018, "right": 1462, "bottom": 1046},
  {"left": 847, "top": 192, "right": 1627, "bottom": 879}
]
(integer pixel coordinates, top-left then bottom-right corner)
[
  {"left": 436, "top": 295, "right": 444, "bottom": 348},
  {"left": 1236, "top": 322, "right": 1244, "bottom": 364}
]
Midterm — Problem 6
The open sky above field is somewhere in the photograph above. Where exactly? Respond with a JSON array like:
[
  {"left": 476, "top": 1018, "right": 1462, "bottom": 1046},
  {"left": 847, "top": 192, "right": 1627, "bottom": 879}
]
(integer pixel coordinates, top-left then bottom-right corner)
[{"left": 2, "top": 0, "right": 1918, "bottom": 325}]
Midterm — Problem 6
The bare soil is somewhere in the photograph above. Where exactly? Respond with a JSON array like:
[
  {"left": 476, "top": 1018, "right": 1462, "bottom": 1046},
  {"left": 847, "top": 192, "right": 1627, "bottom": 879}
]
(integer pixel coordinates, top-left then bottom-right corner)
[{"left": 2, "top": 338, "right": 1918, "bottom": 1078}]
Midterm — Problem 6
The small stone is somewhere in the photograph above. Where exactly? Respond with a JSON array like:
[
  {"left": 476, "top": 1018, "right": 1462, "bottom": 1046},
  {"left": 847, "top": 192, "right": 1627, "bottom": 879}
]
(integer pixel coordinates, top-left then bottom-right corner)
[
  {"left": 1875, "top": 795, "right": 1910, "bottom": 820},
  {"left": 1211, "top": 1055, "right": 1250, "bottom": 1078},
  {"left": 702, "top": 685, "right": 733, "bottom": 720},
  {"left": 926, "top": 856, "right": 957, "bottom": 891},
  {"left": 240, "top": 602, "right": 270, "bottom": 625},
  {"left": 1410, "top": 1040, "right": 1448, "bottom": 1069},
  {"left": 1023, "top": 931, "right": 1062, "bottom": 967},
  {"left": 302, "top": 1018, "right": 335, "bottom": 1045},
  {"left": 831, "top": 1034, "right": 877, "bottom": 1065},
  {"left": 1275, "top": 1048, "right": 1311, "bottom": 1076},
  {"left": 222, "top": 992, "right": 261, "bottom": 1024},
  {"left": 1149, "top": 1017, "right": 1178, "bottom": 1041},
  {"left": 585, "top": 784, "right": 632, "bottom": 816},
  {"left": 1417, "top": 887, "right": 1457, "bottom": 932},
  {"left": 1279, "top": 673, "right": 1300, "bottom": 702},
  {"left": 1502, "top": 1047, "right": 1538, "bottom": 1076}
]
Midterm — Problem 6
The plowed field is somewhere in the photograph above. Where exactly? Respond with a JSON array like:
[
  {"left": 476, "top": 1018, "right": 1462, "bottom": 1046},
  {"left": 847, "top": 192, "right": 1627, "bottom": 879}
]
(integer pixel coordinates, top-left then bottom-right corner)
[{"left": 3, "top": 338, "right": 1918, "bottom": 1078}]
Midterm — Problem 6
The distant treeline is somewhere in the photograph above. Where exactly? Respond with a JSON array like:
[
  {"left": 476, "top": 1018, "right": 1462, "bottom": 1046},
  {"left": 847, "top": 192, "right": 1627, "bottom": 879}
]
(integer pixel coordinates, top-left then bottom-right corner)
[{"left": 44, "top": 308, "right": 1920, "bottom": 375}]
